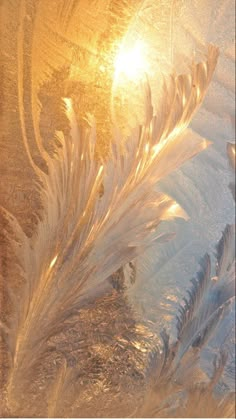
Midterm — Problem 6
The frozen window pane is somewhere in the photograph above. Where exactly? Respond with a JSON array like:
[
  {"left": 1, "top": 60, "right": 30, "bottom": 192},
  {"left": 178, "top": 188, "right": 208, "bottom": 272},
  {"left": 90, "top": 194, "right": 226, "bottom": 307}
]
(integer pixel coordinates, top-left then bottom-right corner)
[{"left": 0, "top": 1, "right": 235, "bottom": 417}]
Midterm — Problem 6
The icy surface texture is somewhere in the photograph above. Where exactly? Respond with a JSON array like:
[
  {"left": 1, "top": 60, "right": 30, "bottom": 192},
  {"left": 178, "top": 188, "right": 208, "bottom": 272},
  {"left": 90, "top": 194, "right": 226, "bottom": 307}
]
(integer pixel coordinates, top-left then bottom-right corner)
[{"left": 0, "top": 0, "right": 235, "bottom": 417}]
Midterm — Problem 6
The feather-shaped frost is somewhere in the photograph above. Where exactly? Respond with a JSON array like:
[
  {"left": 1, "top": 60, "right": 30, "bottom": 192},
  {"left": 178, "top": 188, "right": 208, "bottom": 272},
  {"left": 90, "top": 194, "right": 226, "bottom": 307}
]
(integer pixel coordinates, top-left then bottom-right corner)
[
  {"left": 0, "top": 44, "right": 219, "bottom": 417},
  {"left": 140, "top": 222, "right": 235, "bottom": 418}
]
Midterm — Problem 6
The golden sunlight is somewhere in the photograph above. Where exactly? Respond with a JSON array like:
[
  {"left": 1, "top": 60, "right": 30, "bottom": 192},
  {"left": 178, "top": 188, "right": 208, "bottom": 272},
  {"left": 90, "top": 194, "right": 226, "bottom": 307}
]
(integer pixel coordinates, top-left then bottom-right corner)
[{"left": 113, "top": 40, "right": 148, "bottom": 82}]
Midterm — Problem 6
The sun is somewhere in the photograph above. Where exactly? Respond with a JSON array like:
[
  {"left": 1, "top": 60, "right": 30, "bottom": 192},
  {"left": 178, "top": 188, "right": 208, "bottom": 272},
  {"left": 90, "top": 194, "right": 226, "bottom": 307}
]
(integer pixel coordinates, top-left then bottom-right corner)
[{"left": 113, "top": 39, "right": 148, "bottom": 82}]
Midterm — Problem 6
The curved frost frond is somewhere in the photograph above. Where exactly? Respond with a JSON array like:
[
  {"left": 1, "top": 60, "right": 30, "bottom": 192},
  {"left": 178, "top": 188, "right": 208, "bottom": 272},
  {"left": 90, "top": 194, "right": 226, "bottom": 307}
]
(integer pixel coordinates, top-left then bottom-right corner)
[
  {"left": 2, "top": 41, "right": 219, "bottom": 415},
  {"left": 140, "top": 223, "right": 235, "bottom": 418}
]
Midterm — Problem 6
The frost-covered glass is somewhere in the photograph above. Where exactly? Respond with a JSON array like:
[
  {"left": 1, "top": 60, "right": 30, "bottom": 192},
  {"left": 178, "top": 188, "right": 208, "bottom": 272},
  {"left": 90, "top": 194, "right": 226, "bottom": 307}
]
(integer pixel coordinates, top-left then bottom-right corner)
[{"left": 0, "top": 0, "right": 235, "bottom": 417}]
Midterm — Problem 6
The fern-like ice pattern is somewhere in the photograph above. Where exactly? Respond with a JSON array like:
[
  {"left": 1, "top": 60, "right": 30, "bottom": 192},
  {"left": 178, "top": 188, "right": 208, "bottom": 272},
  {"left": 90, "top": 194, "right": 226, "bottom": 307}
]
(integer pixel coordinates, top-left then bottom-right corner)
[{"left": 0, "top": 1, "right": 235, "bottom": 417}]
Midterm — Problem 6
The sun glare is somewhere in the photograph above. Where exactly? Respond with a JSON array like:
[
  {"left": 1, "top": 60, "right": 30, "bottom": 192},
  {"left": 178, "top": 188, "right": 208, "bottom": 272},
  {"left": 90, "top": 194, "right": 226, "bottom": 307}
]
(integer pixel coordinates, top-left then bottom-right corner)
[{"left": 114, "top": 40, "right": 148, "bottom": 82}]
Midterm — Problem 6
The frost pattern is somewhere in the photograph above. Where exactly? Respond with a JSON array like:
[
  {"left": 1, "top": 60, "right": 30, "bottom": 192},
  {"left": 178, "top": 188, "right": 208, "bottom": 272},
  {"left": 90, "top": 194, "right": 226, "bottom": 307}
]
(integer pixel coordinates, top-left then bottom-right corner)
[{"left": 0, "top": 0, "right": 235, "bottom": 417}]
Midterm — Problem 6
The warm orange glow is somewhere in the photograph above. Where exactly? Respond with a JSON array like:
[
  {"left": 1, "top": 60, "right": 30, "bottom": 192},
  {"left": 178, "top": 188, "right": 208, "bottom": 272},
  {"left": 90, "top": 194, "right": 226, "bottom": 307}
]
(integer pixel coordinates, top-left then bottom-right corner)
[{"left": 113, "top": 40, "right": 148, "bottom": 82}]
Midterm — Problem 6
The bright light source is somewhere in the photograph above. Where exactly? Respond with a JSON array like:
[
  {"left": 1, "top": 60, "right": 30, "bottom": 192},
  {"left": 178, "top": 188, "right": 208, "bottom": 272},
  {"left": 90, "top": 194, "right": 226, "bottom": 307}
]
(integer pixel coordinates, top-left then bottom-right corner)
[{"left": 113, "top": 40, "right": 148, "bottom": 82}]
